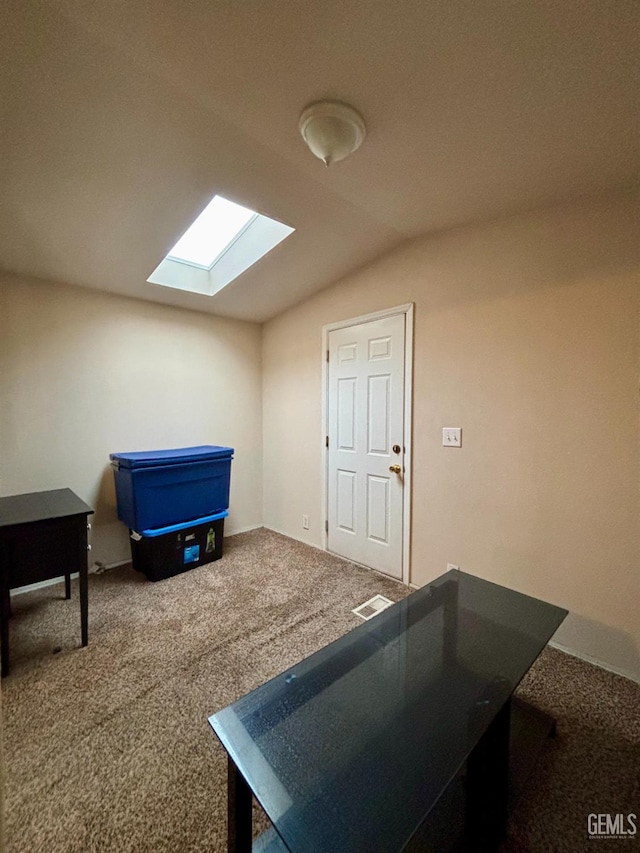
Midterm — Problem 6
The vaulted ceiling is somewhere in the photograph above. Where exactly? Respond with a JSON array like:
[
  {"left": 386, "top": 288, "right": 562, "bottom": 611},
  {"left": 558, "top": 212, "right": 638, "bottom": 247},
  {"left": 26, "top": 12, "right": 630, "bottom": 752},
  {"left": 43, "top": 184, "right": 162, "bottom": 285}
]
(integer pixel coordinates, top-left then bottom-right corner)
[{"left": 2, "top": 0, "right": 638, "bottom": 322}]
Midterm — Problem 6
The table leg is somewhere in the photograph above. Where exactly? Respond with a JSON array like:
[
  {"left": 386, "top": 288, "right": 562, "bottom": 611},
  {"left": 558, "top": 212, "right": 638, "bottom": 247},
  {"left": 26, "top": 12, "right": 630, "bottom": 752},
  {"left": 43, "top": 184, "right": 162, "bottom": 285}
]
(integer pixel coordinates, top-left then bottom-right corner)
[
  {"left": 228, "top": 755, "right": 252, "bottom": 853},
  {"left": 65, "top": 572, "right": 71, "bottom": 600},
  {"left": 442, "top": 578, "right": 459, "bottom": 667},
  {"left": 465, "top": 697, "right": 511, "bottom": 851},
  {"left": 509, "top": 697, "right": 558, "bottom": 810}
]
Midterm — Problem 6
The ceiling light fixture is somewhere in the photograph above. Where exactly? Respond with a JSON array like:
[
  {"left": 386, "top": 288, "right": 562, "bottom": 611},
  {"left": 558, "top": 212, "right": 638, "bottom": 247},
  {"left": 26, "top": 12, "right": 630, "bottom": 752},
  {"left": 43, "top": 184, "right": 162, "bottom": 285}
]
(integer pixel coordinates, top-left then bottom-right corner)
[{"left": 298, "top": 100, "right": 366, "bottom": 167}]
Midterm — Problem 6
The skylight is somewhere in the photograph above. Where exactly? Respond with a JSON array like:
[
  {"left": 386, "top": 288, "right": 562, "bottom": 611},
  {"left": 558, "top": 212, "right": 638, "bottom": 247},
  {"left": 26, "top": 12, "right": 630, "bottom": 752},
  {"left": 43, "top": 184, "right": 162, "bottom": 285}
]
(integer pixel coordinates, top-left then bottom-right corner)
[
  {"left": 167, "top": 196, "right": 256, "bottom": 269},
  {"left": 147, "top": 194, "right": 294, "bottom": 297}
]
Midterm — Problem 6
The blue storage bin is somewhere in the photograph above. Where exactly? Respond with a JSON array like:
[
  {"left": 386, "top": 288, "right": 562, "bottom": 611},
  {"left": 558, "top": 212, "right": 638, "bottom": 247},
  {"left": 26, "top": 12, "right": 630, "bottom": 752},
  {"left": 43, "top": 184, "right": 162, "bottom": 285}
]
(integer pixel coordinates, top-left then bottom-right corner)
[{"left": 110, "top": 445, "right": 233, "bottom": 531}]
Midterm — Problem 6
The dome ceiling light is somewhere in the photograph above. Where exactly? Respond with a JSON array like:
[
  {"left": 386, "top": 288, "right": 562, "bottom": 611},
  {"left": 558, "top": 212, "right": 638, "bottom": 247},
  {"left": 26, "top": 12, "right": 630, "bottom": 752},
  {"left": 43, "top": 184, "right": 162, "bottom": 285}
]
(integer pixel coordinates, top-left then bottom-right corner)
[{"left": 298, "top": 100, "right": 366, "bottom": 167}]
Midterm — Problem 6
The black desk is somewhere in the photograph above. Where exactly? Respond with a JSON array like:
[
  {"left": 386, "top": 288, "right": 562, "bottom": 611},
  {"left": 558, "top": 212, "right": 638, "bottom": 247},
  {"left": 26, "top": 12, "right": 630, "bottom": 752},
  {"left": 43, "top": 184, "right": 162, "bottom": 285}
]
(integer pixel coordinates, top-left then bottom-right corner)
[
  {"left": 209, "top": 570, "right": 567, "bottom": 853},
  {"left": 0, "top": 488, "right": 94, "bottom": 677}
]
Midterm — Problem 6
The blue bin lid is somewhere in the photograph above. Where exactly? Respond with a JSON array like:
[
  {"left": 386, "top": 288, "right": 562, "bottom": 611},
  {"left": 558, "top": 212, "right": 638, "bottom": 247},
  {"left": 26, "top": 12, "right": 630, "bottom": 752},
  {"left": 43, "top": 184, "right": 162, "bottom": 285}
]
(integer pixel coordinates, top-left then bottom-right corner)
[
  {"left": 110, "top": 445, "right": 234, "bottom": 469},
  {"left": 137, "top": 509, "right": 228, "bottom": 537}
]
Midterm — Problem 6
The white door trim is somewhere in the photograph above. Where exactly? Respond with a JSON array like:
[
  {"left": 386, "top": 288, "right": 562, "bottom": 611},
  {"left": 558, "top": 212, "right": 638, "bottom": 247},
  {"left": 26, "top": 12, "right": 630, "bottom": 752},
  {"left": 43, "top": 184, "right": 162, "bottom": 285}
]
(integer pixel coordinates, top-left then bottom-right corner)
[{"left": 321, "top": 303, "right": 414, "bottom": 585}]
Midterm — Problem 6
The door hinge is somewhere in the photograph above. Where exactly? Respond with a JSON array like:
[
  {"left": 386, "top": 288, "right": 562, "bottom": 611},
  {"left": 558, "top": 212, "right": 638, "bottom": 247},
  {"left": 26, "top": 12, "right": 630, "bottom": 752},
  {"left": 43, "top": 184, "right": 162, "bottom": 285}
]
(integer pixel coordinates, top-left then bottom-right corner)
[
  {"left": 325, "top": 520, "right": 329, "bottom": 533},
  {"left": 325, "top": 435, "right": 329, "bottom": 448},
  {"left": 326, "top": 349, "right": 329, "bottom": 362}
]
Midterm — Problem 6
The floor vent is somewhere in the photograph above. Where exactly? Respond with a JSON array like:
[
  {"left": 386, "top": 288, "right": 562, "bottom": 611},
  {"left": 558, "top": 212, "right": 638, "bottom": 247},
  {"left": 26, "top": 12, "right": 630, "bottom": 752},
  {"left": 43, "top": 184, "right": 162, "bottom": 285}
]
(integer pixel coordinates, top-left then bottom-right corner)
[{"left": 352, "top": 595, "right": 394, "bottom": 620}]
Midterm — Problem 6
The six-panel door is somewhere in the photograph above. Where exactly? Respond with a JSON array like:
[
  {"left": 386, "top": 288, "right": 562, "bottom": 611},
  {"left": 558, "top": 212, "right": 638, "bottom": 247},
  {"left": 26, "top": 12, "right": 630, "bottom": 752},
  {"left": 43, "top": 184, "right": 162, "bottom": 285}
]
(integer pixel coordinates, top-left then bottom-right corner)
[{"left": 327, "top": 314, "right": 405, "bottom": 579}]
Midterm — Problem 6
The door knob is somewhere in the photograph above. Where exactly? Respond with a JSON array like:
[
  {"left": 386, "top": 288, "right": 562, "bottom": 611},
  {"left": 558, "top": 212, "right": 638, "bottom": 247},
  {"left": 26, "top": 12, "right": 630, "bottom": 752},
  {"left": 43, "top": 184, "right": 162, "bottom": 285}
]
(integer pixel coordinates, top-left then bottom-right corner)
[{"left": 389, "top": 464, "right": 402, "bottom": 474}]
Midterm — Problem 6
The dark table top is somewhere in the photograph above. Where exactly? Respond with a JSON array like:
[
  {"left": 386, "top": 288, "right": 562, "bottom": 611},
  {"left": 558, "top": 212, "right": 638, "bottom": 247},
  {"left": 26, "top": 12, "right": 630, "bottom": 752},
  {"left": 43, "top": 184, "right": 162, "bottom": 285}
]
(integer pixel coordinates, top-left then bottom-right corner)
[
  {"left": 0, "top": 488, "right": 94, "bottom": 529},
  {"left": 209, "top": 569, "right": 567, "bottom": 853}
]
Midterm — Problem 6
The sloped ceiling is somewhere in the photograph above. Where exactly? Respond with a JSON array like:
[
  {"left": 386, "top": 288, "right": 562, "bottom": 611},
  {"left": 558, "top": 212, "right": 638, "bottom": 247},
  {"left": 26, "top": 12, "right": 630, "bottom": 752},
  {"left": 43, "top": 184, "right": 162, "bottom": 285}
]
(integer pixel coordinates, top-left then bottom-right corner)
[{"left": 1, "top": 0, "right": 638, "bottom": 322}]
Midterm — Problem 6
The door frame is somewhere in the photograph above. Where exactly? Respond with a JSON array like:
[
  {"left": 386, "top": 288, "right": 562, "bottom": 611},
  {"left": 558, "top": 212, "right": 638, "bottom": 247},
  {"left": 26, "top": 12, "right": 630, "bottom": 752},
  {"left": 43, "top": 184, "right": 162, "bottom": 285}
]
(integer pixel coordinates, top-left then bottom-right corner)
[{"left": 321, "top": 303, "right": 414, "bottom": 585}]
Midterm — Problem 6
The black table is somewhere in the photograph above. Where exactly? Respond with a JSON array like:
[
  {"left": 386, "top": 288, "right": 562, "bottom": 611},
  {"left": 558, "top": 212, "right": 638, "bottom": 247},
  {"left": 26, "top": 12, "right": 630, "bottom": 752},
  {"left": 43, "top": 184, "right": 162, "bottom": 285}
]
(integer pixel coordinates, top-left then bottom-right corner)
[
  {"left": 0, "top": 488, "right": 94, "bottom": 677},
  {"left": 209, "top": 570, "right": 567, "bottom": 853}
]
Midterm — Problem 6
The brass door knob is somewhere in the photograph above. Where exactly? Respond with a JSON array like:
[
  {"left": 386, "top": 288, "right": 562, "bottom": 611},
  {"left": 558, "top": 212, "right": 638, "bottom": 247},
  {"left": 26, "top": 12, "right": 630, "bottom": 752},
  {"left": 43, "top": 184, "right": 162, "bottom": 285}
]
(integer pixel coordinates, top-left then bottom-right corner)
[{"left": 389, "top": 464, "right": 402, "bottom": 474}]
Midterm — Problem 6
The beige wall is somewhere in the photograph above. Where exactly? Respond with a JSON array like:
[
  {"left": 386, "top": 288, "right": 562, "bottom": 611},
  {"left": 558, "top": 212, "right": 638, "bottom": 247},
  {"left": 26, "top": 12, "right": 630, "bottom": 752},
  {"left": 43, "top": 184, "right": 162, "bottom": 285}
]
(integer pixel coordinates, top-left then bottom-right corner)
[
  {"left": 1, "top": 193, "right": 638, "bottom": 681},
  {"left": 0, "top": 275, "right": 263, "bottom": 565},
  {"left": 262, "top": 191, "right": 640, "bottom": 681}
]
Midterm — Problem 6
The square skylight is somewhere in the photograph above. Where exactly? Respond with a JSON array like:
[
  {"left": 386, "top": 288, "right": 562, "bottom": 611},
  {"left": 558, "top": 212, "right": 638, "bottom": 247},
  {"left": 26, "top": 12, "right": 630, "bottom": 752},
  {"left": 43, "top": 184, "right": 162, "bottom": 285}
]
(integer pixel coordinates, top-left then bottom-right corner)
[
  {"left": 167, "top": 196, "right": 256, "bottom": 269},
  {"left": 147, "top": 194, "right": 294, "bottom": 297}
]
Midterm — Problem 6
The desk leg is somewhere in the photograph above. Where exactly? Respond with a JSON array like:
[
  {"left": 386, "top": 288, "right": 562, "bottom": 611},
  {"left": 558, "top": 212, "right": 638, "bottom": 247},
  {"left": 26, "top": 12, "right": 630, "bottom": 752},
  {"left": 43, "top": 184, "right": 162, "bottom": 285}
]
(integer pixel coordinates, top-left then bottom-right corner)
[
  {"left": 465, "top": 697, "right": 511, "bottom": 852},
  {"left": 78, "top": 526, "right": 88, "bottom": 647},
  {"left": 65, "top": 573, "right": 71, "bottom": 600},
  {"left": 79, "top": 564, "right": 88, "bottom": 646},
  {"left": 1, "top": 579, "right": 10, "bottom": 678},
  {"left": 228, "top": 755, "right": 252, "bottom": 853},
  {"left": 1, "top": 538, "right": 11, "bottom": 677}
]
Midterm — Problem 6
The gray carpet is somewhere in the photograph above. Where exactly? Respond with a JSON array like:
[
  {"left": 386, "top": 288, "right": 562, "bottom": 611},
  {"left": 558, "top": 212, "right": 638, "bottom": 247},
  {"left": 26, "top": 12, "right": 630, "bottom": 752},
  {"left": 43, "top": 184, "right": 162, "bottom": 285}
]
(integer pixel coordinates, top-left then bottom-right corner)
[{"left": 3, "top": 528, "right": 639, "bottom": 852}]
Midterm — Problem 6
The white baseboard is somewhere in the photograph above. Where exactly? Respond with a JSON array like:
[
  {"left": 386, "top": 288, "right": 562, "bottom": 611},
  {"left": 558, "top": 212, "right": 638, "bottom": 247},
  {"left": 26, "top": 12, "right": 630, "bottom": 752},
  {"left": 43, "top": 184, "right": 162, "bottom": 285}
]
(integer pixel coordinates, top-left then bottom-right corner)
[
  {"left": 11, "top": 576, "right": 80, "bottom": 596},
  {"left": 12, "top": 529, "right": 262, "bottom": 597},
  {"left": 377, "top": 581, "right": 640, "bottom": 685},
  {"left": 224, "top": 524, "right": 262, "bottom": 537},
  {"left": 264, "top": 525, "right": 370, "bottom": 568},
  {"left": 548, "top": 639, "right": 640, "bottom": 685},
  {"left": 262, "top": 526, "right": 412, "bottom": 587},
  {"left": 95, "top": 559, "right": 131, "bottom": 572},
  {"left": 262, "top": 524, "right": 326, "bottom": 552},
  {"left": 11, "top": 559, "right": 131, "bottom": 597},
  {"left": 14, "top": 530, "right": 637, "bottom": 687}
]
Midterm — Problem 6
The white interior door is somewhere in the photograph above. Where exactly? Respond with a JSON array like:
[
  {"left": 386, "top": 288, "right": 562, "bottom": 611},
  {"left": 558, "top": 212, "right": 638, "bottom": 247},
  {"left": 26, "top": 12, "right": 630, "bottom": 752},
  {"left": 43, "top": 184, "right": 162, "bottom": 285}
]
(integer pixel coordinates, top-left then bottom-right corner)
[{"left": 327, "top": 314, "right": 406, "bottom": 579}]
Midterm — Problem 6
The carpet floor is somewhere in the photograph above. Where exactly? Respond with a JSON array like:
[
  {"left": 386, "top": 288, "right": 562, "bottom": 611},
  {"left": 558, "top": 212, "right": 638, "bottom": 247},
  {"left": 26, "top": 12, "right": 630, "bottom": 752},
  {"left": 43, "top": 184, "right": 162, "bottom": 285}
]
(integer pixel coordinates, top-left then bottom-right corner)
[{"left": 2, "top": 528, "right": 639, "bottom": 852}]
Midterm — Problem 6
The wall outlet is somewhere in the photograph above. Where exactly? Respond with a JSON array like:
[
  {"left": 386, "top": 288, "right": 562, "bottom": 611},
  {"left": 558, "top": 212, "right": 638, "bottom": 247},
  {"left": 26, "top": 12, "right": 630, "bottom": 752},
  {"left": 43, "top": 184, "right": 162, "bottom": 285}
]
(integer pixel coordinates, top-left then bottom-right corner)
[
  {"left": 447, "top": 563, "right": 460, "bottom": 572},
  {"left": 302, "top": 514, "right": 309, "bottom": 530},
  {"left": 442, "top": 427, "right": 462, "bottom": 447}
]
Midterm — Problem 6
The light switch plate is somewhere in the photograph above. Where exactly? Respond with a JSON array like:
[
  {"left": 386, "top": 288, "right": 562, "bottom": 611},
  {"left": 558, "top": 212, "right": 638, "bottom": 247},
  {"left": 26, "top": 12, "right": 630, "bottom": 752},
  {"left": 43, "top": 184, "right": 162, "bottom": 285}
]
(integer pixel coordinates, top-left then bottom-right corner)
[{"left": 442, "top": 427, "right": 462, "bottom": 447}]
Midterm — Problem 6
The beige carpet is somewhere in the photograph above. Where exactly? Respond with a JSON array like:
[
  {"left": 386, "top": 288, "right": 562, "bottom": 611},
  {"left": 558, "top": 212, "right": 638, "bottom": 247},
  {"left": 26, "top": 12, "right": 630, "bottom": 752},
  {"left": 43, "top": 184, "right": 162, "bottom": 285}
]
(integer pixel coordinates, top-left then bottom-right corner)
[{"left": 3, "top": 528, "right": 639, "bottom": 852}]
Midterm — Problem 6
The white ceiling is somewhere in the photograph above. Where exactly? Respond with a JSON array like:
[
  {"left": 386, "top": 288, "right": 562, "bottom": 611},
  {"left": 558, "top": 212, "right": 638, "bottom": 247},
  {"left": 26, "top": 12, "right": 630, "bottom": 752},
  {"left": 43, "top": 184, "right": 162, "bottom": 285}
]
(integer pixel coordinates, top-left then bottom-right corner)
[{"left": 2, "top": 0, "right": 638, "bottom": 322}]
